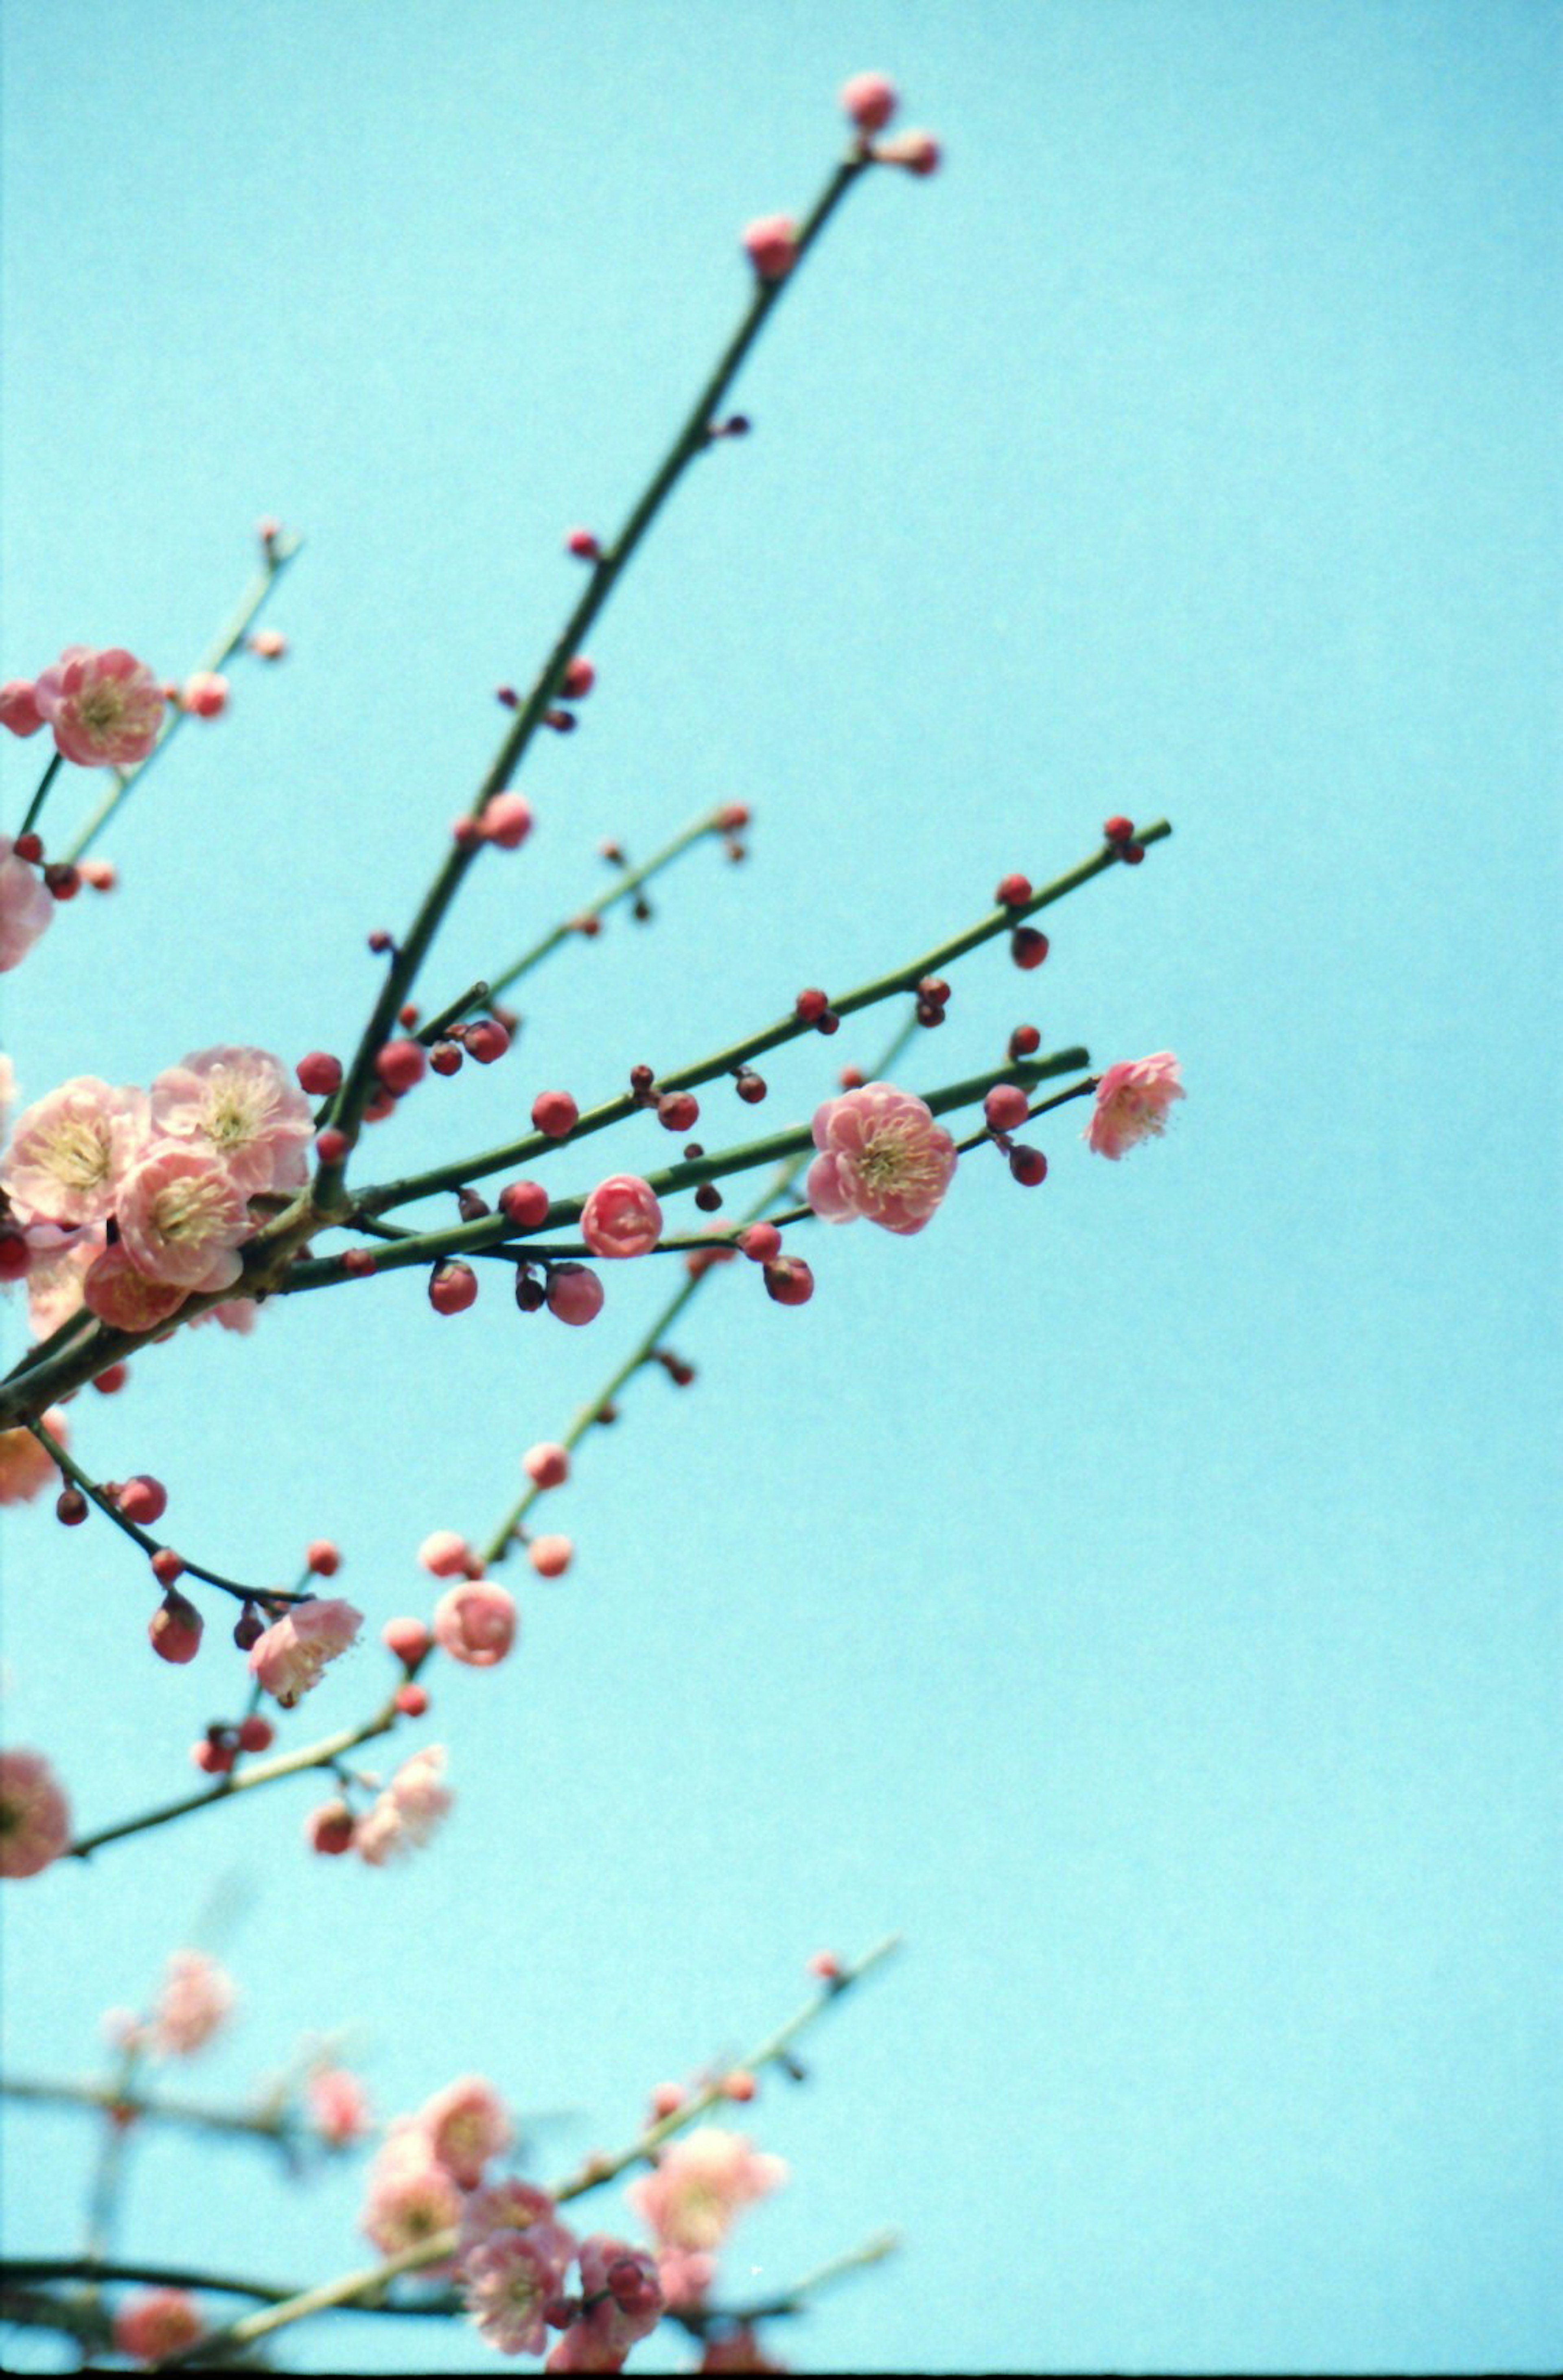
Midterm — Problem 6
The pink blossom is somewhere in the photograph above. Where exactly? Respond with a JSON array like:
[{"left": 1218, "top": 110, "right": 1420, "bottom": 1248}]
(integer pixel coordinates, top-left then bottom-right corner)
[
  {"left": 465, "top": 2230, "right": 568, "bottom": 2356},
  {"left": 0, "top": 1077, "right": 148, "bottom": 1224},
  {"left": 0, "top": 681, "right": 44, "bottom": 737},
  {"left": 547, "top": 2238, "right": 665, "bottom": 2370},
  {"left": 0, "top": 836, "right": 53, "bottom": 972},
  {"left": 149, "top": 1949, "right": 236, "bottom": 2057},
  {"left": 308, "top": 2065, "right": 373, "bottom": 2145},
  {"left": 0, "top": 1747, "right": 72, "bottom": 1877},
  {"left": 460, "top": 2179, "right": 576, "bottom": 2270},
  {"left": 742, "top": 214, "right": 798, "bottom": 281},
  {"left": 83, "top": 1243, "right": 189, "bottom": 1331},
  {"left": 420, "top": 2073, "right": 513, "bottom": 2187},
  {"left": 248, "top": 1597, "right": 362, "bottom": 1707},
  {"left": 115, "top": 1143, "right": 251, "bottom": 1291},
  {"left": 150, "top": 1045, "right": 313, "bottom": 1195},
  {"left": 0, "top": 1407, "right": 68, "bottom": 1508},
  {"left": 355, "top": 1745, "right": 452, "bottom": 1864},
  {"left": 841, "top": 71, "right": 898, "bottom": 132},
  {"left": 1085, "top": 1051, "right": 1185, "bottom": 1159},
  {"left": 33, "top": 645, "right": 165, "bottom": 768},
  {"left": 182, "top": 669, "right": 229, "bottom": 718},
  {"left": 581, "top": 1174, "right": 662, "bottom": 1260},
  {"left": 523, "top": 1441, "right": 570, "bottom": 1489},
  {"left": 805, "top": 1082, "right": 957, "bottom": 1234},
  {"left": 112, "top": 2288, "right": 204, "bottom": 2364},
  {"left": 657, "top": 2245, "right": 716, "bottom": 2312},
  {"left": 360, "top": 2122, "right": 464, "bottom": 2257},
  {"left": 24, "top": 1226, "right": 104, "bottom": 1338},
  {"left": 433, "top": 1579, "right": 518, "bottom": 1668},
  {"left": 626, "top": 2128, "right": 787, "bottom": 2253}
]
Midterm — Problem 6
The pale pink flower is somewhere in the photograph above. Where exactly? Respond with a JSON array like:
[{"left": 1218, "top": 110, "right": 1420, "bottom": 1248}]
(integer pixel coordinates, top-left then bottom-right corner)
[
  {"left": 0, "top": 1747, "right": 72, "bottom": 1877},
  {"left": 83, "top": 1243, "right": 189, "bottom": 1332},
  {"left": 0, "top": 681, "right": 44, "bottom": 737},
  {"left": 806, "top": 1082, "right": 957, "bottom": 1234},
  {"left": 0, "top": 837, "right": 53, "bottom": 972},
  {"left": 433, "top": 1579, "right": 518, "bottom": 1668},
  {"left": 460, "top": 2179, "right": 576, "bottom": 2270},
  {"left": 420, "top": 2073, "right": 513, "bottom": 2188},
  {"left": 112, "top": 2288, "right": 203, "bottom": 2364},
  {"left": 0, "top": 1077, "right": 149, "bottom": 1224},
  {"left": 115, "top": 1143, "right": 251, "bottom": 1291},
  {"left": 182, "top": 669, "right": 229, "bottom": 718},
  {"left": 1085, "top": 1051, "right": 1185, "bottom": 1159},
  {"left": 627, "top": 2128, "right": 787, "bottom": 2253},
  {"left": 149, "top": 1949, "right": 236, "bottom": 2057},
  {"left": 464, "top": 2231, "right": 568, "bottom": 2357},
  {"left": 360, "top": 2122, "right": 463, "bottom": 2257},
  {"left": 33, "top": 645, "right": 165, "bottom": 768},
  {"left": 150, "top": 1045, "right": 313, "bottom": 1195},
  {"left": 657, "top": 2245, "right": 716, "bottom": 2312},
  {"left": 308, "top": 2064, "right": 373, "bottom": 2145},
  {"left": 580, "top": 1173, "right": 663, "bottom": 1259},
  {"left": 248, "top": 1597, "right": 361, "bottom": 1708},
  {"left": 355, "top": 1746, "right": 452, "bottom": 1864},
  {"left": 0, "top": 1407, "right": 68, "bottom": 1508},
  {"left": 24, "top": 1226, "right": 103, "bottom": 1338}
]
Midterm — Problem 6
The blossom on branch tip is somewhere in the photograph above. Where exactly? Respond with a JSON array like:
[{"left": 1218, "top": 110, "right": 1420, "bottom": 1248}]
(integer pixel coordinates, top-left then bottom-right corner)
[
  {"left": 1, "top": 1077, "right": 149, "bottom": 1224},
  {"left": 841, "top": 70, "right": 898, "bottom": 132},
  {"left": 0, "top": 836, "right": 53, "bottom": 971},
  {"left": 626, "top": 2126, "right": 787, "bottom": 2252},
  {"left": 1085, "top": 1052, "right": 1184, "bottom": 1159},
  {"left": 0, "top": 1407, "right": 68, "bottom": 1507},
  {"left": 32, "top": 645, "right": 166, "bottom": 768},
  {"left": 149, "top": 1949, "right": 236, "bottom": 2057},
  {"left": 421, "top": 2073, "right": 514, "bottom": 2188},
  {"left": 464, "top": 2229, "right": 572, "bottom": 2358},
  {"left": 248, "top": 1597, "right": 362, "bottom": 1707},
  {"left": 806, "top": 1082, "right": 957, "bottom": 1234},
  {"left": 355, "top": 1745, "right": 452, "bottom": 1864},
  {"left": 150, "top": 1045, "right": 313, "bottom": 1195},
  {"left": 580, "top": 1173, "right": 662, "bottom": 1259},
  {"left": 433, "top": 1578, "right": 518, "bottom": 1667},
  {"left": 742, "top": 214, "right": 798, "bottom": 281},
  {"left": 0, "top": 1747, "right": 72, "bottom": 1877}
]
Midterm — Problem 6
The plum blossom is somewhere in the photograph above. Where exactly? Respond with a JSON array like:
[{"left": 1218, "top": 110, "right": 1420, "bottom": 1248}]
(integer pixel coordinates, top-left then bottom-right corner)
[
  {"left": 0, "top": 836, "right": 53, "bottom": 973},
  {"left": 0, "top": 1077, "right": 149, "bottom": 1225},
  {"left": 360, "top": 2121, "right": 464, "bottom": 2258},
  {"left": 0, "top": 681, "right": 44, "bottom": 737},
  {"left": 1085, "top": 1052, "right": 1184, "bottom": 1158},
  {"left": 805, "top": 1082, "right": 957, "bottom": 1234},
  {"left": 307, "top": 2064, "right": 373, "bottom": 2145},
  {"left": 149, "top": 1950, "right": 236, "bottom": 2057},
  {"left": 150, "top": 1045, "right": 313, "bottom": 1195},
  {"left": 355, "top": 1745, "right": 453, "bottom": 1864},
  {"left": 33, "top": 645, "right": 165, "bottom": 768},
  {"left": 0, "top": 1747, "right": 72, "bottom": 1877},
  {"left": 248, "top": 1597, "right": 362, "bottom": 1707},
  {"left": 460, "top": 2179, "right": 577, "bottom": 2269},
  {"left": 83, "top": 1242, "right": 189, "bottom": 1331},
  {"left": 420, "top": 2073, "right": 514, "bottom": 2188},
  {"left": 657, "top": 2245, "right": 716, "bottom": 2312},
  {"left": 0, "top": 1407, "right": 68, "bottom": 1507},
  {"left": 23, "top": 1226, "right": 103, "bottom": 1338},
  {"left": 626, "top": 2127, "right": 787, "bottom": 2253},
  {"left": 112, "top": 2288, "right": 204, "bottom": 2364},
  {"left": 580, "top": 1174, "right": 663, "bottom": 1259},
  {"left": 433, "top": 1579, "right": 518, "bottom": 1668},
  {"left": 464, "top": 2230, "right": 568, "bottom": 2357},
  {"left": 114, "top": 1143, "right": 252, "bottom": 1291}
]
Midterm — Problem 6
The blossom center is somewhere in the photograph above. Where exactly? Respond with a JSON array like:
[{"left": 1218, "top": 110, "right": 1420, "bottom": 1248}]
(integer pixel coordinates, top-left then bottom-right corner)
[
  {"left": 41, "top": 1118, "right": 114, "bottom": 1192},
  {"left": 79, "top": 682, "right": 128, "bottom": 744},
  {"left": 152, "top": 1176, "right": 233, "bottom": 1244}
]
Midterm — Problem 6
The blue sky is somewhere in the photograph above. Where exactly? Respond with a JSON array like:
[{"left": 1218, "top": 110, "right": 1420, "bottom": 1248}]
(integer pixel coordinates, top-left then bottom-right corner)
[{"left": 2, "top": 2, "right": 1559, "bottom": 2371}]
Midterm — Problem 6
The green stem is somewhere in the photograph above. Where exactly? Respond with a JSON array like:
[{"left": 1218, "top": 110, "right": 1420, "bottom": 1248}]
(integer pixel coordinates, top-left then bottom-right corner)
[
  {"left": 0, "top": 2077, "right": 291, "bottom": 2145},
  {"left": 311, "top": 156, "right": 868, "bottom": 1212},
  {"left": 16, "top": 749, "right": 62, "bottom": 839},
  {"left": 59, "top": 536, "right": 303, "bottom": 864}
]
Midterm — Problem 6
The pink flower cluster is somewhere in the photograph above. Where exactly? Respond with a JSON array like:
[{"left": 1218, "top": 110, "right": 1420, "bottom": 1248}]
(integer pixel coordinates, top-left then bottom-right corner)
[
  {"left": 350, "top": 1744, "right": 453, "bottom": 1864},
  {"left": 0, "top": 1046, "right": 313, "bottom": 1335}
]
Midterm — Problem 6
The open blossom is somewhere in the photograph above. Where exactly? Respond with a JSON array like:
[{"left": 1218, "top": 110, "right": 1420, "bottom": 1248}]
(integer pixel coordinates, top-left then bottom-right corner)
[
  {"left": 149, "top": 1950, "right": 236, "bottom": 2057},
  {"left": 150, "top": 1045, "right": 313, "bottom": 1195},
  {"left": 806, "top": 1082, "right": 957, "bottom": 1234},
  {"left": 83, "top": 1242, "right": 190, "bottom": 1331},
  {"left": 465, "top": 2230, "right": 568, "bottom": 2357},
  {"left": 0, "top": 1747, "right": 72, "bottom": 1877},
  {"left": 114, "top": 1143, "right": 252, "bottom": 1291},
  {"left": 308, "top": 2064, "right": 373, "bottom": 2145},
  {"left": 112, "top": 2288, "right": 204, "bottom": 2364},
  {"left": 360, "top": 2122, "right": 464, "bottom": 2257},
  {"left": 355, "top": 1745, "right": 452, "bottom": 1864},
  {"left": 420, "top": 2074, "right": 514, "bottom": 2188},
  {"left": 627, "top": 2128, "right": 787, "bottom": 2253},
  {"left": 1085, "top": 1051, "right": 1184, "bottom": 1158},
  {"left": 433, "top": 1579, "right": 518, "bottom": 1668},
  {"left": 0, "top": 836, "right": 53, "bottom": 972},
  {"left": 0, "top": 1407, "right": 68, "bottom": 1507},
  {"left": 580, "top": 1173, "right": 662, "bottom": 1259},
  {"left": 33, "top": 645, "right": 166, "bottom": 768},
  {"left": 24, "top": 1226, "right": 103, "bottom": 1338},
  {"left": 460, "top": 2179, "right": 577, "bottom": 2270},
  {"left": 248, "top": 1597, "right": 361, "bottom": 1707},
  {"left": 0, "top": 1077, "right": 149, "bottom": 1225}
]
